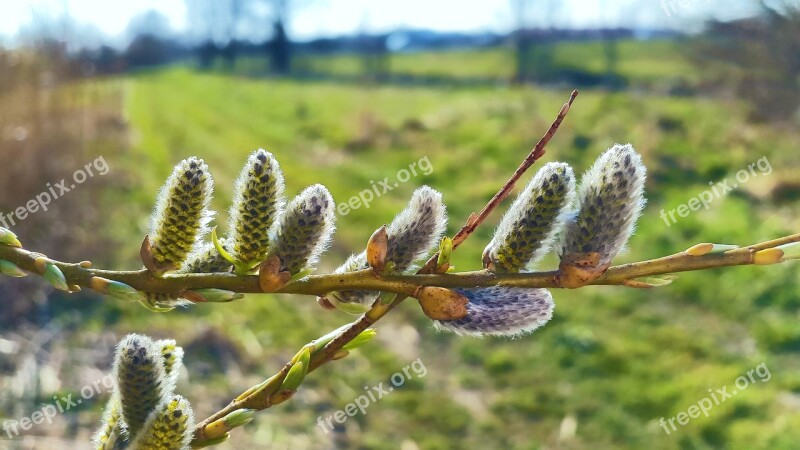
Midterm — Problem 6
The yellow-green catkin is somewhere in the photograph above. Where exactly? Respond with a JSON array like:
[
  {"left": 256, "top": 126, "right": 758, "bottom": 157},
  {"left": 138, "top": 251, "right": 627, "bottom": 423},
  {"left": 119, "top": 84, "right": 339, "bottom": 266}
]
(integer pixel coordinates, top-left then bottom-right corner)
[
  {"left": 434, "top": 286, "right": 554, "bottom": 337},
  {"left": 148, "top": 157, "right": 214, "bottom": 273},
  {"left": 113, "top": 334, "right": 168, "bottom": 439},
  {"left": 561, "top": 144, "right": 647, "bottom": 266},
  {"left": 483, "top": 162, "right": 575, "bottom": 272},
  {"left": 228, "top": 149, "right": 285, "bottom": 270},
  {"left": 328, "top": 186, "right": 447, "bottom": 313},
  {"left": 155, "top": 339, "right": 184, "bottom": 387},
  {"left": 92, "top": 393, "right": 122, "bottom": 450},
  {"left": 270, "top": 184, "right": 336, "bottom": 275},
  {"left": 180, "top": 240, "right": 232, "bottom": 274},
  {"left": 129, "top": 395, "right": 194, "bottom": 450}
]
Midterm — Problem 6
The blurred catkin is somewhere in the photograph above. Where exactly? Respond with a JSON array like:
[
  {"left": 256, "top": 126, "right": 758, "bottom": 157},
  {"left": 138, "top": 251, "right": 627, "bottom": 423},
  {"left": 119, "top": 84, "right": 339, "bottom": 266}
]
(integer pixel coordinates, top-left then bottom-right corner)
[
  {"left": 483, "top": 162, "right": 575, "bottom": 272},
  {"left": 434, "top": 286, "right": 554, "bottom": 336},
  {"left": 148, "top": 157, "right": 214, "bottom": 273},
  {"left": 270, "top": 184, "right": 335, "bottom": 275},
  {"left": 228, "top": 149, "right": 284, "bottom": 269},
  {"left": 113, "top": 334, "right": 168, "bottom": 438},
  {"left": 561, "top": 144, "right": 646, "bottom": 268},
  {"left": 128, "top": 395, "right": 194, "bottom": 450}
]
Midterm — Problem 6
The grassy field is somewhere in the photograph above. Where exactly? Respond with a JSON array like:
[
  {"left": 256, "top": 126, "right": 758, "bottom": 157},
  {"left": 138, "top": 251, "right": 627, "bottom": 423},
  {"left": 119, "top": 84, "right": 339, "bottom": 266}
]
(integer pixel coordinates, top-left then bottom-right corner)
[
  {"left": 3, "top": 42, "right": 800, "bottom": 449},
  {"left": 294, "top": 40, "right": 696, "bottom": 86}
]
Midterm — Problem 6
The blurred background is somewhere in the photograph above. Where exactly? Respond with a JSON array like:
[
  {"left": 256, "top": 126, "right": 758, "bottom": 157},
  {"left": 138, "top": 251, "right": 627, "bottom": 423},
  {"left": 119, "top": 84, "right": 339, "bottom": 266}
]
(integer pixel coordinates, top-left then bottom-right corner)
[{"left": 1, "top": 0, "right": 799, "bottom": 448}]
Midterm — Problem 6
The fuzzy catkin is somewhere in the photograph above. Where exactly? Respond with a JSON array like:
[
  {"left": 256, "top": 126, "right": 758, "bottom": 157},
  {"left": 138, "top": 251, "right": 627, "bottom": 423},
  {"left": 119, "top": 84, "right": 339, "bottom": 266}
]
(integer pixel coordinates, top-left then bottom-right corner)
[
  {"left": 561, "top": 144, "right": 646, "bottom": 266},
  {"left": 148, "top": 157, "right": 214, "bottom": 272},
  {"left": 385, "top": 186, "right": 448, "bottom": 270},
  {"left": 483, "top": 162, "right": 575, "bottom": 272},
  {"left": 228, "top": 149, "right": 285, "bottom": 268},
  {"left": 128, "top": 395, "right": 194, "bottom": 450},
  {"left": 180, "top": 240, "right": 232, "bottom": 274},
  {"left": 113, "top": 334, "right": 168, "bottom": 439},
  {"left": 434, "top": 286, "right": 554, "bottom": 337},
  {"left": 270, "top": 184, "right": 336, "bottom": 274},
  {"left": 329, "top": 186, "right": 447, "bottom": 311},
  {"left": 155, "top": 339, "right": 183, "bottom": 387},
  {"left": 93, "top": 393, "right": 121, "bottom": 450}
]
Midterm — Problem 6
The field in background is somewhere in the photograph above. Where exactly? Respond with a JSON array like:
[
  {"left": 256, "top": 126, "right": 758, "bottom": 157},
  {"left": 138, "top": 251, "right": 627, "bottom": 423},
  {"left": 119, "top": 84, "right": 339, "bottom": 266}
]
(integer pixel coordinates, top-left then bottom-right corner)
[{"left": 2, "top": 41, "right": 800, "bottom": 449}]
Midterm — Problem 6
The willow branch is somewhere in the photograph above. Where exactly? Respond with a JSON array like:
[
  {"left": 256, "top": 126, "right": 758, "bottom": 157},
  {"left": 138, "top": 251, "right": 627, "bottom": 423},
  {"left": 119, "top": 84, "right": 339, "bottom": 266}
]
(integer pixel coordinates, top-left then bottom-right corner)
[
  {"left": 2, "top": 233, "right": 797, "bottom": 300},
  {"left": 189, "top": 90, "right": 581, "bottom": 445}
]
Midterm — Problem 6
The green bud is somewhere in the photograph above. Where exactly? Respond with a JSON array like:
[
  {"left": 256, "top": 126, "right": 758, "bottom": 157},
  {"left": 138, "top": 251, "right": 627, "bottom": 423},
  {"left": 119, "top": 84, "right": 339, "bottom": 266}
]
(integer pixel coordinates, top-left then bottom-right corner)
[
  {"left": 342, "top": 328, "right": 377, "bottom": 351},
  {"left": 685, "top": 243, "right": 739, "bottom": 256},
  {"left": 148, "top": 157, "right": 215, "bottom": 274},
  {"left": 39, "top": 259, "right": 69, "bottom": 291},
  {"left": 129, "top": 395, "right": 194, "bottom": 450},
  {"left": 113, "top": 334, "right": 168, "bottom": 438},
  {"left": 484, "top": 162, "right": 575, "bottom": 272},
  {"left": 280, "top": 360, "right": 308, "bottom": 391},
  {"left": 0, "top": 259, "right": 26, "bottom": 277},
  {"left": 437, "top": 237, "right": 453, "bottom": 269},
  {"left": 204, "top": 409, "right": 255, "bottom": 440},
  {"left": 90, "top": 277, "right": 142, "bottom": 302},
  {"left": 229, "top": 149, "right": 285, "bottom": 270},
  {"left": 0, "top": 227, "right": 21, "bottom": 247},
  {"left": 270, "top": 184, "right": 336, "bottom": 275},
  {"left": 223, "top": 408, "right": 255, "bottom": 429}
]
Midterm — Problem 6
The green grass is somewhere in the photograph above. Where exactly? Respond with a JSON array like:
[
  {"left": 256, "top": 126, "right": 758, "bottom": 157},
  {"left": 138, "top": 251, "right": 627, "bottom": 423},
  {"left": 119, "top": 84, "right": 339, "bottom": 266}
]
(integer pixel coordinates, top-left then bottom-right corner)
[
  {"left": 23, "top": 40, "right": 800, "bottom": 449},
  {"left": 294, "top": 39, "right": 693, "bottom": 85}
]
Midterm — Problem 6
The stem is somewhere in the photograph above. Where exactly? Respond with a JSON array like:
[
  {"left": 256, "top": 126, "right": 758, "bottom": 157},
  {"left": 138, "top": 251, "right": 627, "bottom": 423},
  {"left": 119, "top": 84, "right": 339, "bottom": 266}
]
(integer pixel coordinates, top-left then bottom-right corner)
[{"left": 4, "top": 233, "right": 797, "bottom": 297}]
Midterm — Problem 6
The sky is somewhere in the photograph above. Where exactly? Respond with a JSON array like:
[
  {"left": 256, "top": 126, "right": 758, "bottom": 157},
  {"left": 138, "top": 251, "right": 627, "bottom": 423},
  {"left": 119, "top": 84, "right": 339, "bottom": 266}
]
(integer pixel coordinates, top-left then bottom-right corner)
[{"left": 0, "top": 0, "right": 762, "bottom": 44}]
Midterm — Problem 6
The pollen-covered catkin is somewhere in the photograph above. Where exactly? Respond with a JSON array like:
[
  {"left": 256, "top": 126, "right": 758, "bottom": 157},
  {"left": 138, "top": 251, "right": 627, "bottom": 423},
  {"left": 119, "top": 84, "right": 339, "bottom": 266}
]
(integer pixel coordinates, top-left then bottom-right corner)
[
  {"left": 113, "top": 334, "right": 168, "bottom": 439},
  {"left": 483, "top": 162, "right": 575, "bottom": 272},
  {"left": 270, "top": 184, "right": 336, "bottom": 275},
  {"left": 327, "top": 186, "right": 447, "bottom": 313},
  {"left": 148, "top": 157, "right": 214, "bottom": 273},
  {"left": 128, "top": 395, "right": 194, "bottom": 450},
  {"left": 180, "top": 240, "right": 232, "bottom": 274},
  {"left": 228, "top": 149, "right": 285, "bottom": 269},
  {"left": 561, "top": 144, "right": 646, "bottom": 268},
  {"left": 434, "top": 286, "right": 554, "bottom": 337},
  {"left": 155, "top": 339, "right": 184, "bottom": 387},
  {"left": 93, "top": 393, "right": 122, "bottom": 450}
]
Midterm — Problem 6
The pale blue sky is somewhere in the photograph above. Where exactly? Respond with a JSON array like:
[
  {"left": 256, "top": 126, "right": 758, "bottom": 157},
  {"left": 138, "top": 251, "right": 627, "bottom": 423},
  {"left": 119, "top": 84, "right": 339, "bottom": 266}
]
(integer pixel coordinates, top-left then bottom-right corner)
[{"left": 0, "top": 0, "right": 761, "bottom": 43}]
